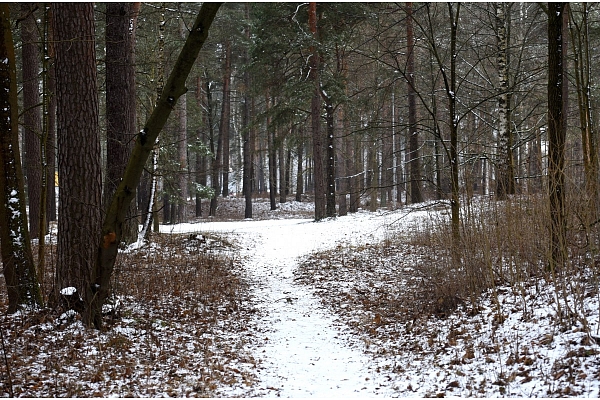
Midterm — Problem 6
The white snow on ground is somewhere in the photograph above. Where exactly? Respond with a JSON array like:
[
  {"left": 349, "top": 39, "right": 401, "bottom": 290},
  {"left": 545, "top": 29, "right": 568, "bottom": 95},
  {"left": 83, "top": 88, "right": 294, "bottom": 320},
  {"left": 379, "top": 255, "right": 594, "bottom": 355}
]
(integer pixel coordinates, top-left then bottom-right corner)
[
  {"left": 161, "top": 204, "right": 600, "bottom": 397},
  {"left": 161, "top": 209, "right": 427, "bottom": 396}
]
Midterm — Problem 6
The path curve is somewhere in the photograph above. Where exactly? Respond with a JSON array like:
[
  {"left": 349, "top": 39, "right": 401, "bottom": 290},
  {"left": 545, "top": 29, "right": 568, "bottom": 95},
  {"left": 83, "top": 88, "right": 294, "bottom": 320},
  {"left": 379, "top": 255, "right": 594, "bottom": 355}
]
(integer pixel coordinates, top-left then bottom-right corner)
[{"left": 193, "top": 212, "right": 401, "bottom": 397}]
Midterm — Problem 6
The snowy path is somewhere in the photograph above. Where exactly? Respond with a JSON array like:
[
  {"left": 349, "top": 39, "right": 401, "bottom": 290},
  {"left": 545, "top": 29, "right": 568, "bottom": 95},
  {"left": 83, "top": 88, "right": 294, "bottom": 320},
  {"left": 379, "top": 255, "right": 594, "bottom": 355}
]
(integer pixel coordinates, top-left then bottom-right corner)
[{"left": 163, "top": 211, "right": 411, "bottom": 397}]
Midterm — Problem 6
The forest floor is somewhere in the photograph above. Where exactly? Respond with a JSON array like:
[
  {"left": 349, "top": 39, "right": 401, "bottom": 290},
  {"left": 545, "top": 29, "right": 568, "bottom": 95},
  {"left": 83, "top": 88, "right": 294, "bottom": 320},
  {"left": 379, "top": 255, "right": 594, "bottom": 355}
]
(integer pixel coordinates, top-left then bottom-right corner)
[{"left": 1, "top": 196, "right": 600, "bottom": 397}]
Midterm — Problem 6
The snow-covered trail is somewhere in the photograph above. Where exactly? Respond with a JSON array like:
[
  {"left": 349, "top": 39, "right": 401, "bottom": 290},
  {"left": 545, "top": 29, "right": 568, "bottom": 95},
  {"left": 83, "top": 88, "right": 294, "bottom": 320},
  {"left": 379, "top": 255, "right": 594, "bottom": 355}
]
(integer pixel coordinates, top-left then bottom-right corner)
[{"left": 162, "top": 211, "right": 416, "bottom": 397}]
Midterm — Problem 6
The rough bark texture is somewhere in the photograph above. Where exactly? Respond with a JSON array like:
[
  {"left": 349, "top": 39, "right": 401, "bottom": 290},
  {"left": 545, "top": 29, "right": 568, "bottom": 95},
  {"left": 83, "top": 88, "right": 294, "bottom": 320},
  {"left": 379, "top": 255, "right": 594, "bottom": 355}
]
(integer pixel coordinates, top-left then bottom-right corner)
[
  {"left": 547, "top": 2, "right": 566, "bottom": 273},
  {"left": 20, "top": 3, "right": 42, "bottom": 239},
  {"left": 105, "top": 2, "right": 140, "bottom": 243},
  {"left": 53, "top": 3, "right": 103, "bottom": 325},
  {"left": 95, "top": 3, "right": 222, "bottom": 328},
  {"left": 0, "top": 4, "right": 42, "bottom": 312}
]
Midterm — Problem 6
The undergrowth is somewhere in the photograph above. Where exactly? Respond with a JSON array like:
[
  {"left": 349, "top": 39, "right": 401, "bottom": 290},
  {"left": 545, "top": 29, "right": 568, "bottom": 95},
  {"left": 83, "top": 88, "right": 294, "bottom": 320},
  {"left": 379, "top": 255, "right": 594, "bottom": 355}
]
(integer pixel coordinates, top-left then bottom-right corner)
[{"left": 0, "top": 232, "right": 257, "bottom": 397}]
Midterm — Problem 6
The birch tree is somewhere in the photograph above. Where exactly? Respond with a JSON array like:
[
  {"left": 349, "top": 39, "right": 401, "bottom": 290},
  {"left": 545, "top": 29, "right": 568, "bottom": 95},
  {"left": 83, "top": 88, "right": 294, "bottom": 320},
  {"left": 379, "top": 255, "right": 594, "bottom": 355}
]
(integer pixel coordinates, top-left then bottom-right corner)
[{"left": 495, "top": 2, "right": 515, "bottom": 199}]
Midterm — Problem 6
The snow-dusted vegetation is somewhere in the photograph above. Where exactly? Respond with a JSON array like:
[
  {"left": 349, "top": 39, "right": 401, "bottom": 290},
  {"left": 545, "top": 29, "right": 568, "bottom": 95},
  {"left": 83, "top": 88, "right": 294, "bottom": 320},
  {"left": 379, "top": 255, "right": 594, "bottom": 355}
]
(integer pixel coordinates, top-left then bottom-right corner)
[{"left": 2, "top": 197, "right": 599, "bottom": 397}]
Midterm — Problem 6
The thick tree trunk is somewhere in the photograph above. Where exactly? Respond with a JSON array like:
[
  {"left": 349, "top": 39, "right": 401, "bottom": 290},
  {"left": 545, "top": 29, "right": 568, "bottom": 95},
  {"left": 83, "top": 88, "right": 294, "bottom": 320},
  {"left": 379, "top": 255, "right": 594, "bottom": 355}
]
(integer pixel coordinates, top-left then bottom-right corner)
[
  {"left": 53, "top": 3, "right": 103, "bottom": 325},
  {"left": 105, "top": 2, "right": 140, "bottom": 243},
  {"left": 0, "top": 4, "right": 43, "bottom": 312},
  {"left": 20, "top": 3, "right": 42, "bottom": 239}
]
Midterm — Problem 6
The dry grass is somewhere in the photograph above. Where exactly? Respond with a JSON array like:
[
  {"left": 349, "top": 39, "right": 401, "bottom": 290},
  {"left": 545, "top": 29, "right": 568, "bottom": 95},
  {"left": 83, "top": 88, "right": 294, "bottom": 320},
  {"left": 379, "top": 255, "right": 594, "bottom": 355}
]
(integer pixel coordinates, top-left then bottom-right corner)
[{"left": 0, "top": 231, "right": 258, "bottom": 397}]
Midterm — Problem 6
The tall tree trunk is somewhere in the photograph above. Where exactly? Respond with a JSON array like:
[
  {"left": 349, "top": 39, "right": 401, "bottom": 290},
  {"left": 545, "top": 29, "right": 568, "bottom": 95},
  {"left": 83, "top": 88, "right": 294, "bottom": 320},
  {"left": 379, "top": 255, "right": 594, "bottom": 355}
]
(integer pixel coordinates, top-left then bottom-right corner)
[
  {"left": 176, "top": 86, "right": 188, "bottom": 222},
  {"left": 323, "top": 95, "right": 336, "bottom": 216},
  {"left": 53, "top": 2, "right": 103, "bottom": 325},
  {"left": 105, "top": 2, "right": 140, "bottom": 243},
  {"left": 209, "top": 78, "right": 221, "bottom": 216},
  {"left": 382, "top": 103, "right": 394, "bottom": 206},
  {"left": 495, "top": 2, "right": 515, "bottom": 199},
  {"left": 46, "top": 5, "right": 57, "bottom": 223},
  {"left": 220, "top": 41, "right": 232, "bottom": 197},
  {"left": 177, "top": 18, "right": 189, "bottom": 223},
  {"left": 0, "top": 4, "right": 43, "bottom": 312},
  {"left": 267, "top": 96, "right": 277, "bottom": 211},
  {"left": 279, "top": 132, "right": 286, "bottom": 203},
  {"left": 309, "top": 2, "right": 325, "bottom": 220},
  {"left": 406, "top": 2, "right": 423, "bottom": 205},
  {"left": 195, "top": 75, "right": 208, "bottom": 218},
  {"left": 20, "top": 3, "right": 42, "bottom": 239},
  {"left": 296, "top": 136, "right": 304, "bottom": 202},
  {"left": 242, "top": 4, "right": 253, "bottom": 218},
  {"left": 96, "top": 3, "right": 221, "bottom": 328},
  {"left": 337, "top": 107, "right": 347, "bottom": 216},
  {"left": 547, "top": 2, "right": 567, "bottom": 273}
]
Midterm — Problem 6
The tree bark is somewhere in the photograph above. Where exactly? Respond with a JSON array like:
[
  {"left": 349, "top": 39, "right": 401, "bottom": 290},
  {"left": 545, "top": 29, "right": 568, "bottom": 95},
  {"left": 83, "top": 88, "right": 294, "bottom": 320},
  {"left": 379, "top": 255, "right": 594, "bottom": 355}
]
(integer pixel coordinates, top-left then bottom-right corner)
[
  {"left": 53, "top": 3, "right": 103, "bottom": 325},
  {"left": 495, "top": 2, "right": 515, "bottom": 199},
  {"left": 105, "top": 2, "right": 140, "bottom": 243},
  {"left": 46, "top": 5, "right": 57, "bottom": 223},
  {"left": 20, "top": 3, "right": 42, "bottom": 239},
  {"left": 242, "top": 4, "right": 253, "bottom": 218},
  {"left": 209, "top": 78, "right": 221, "bottom": 216},
  {"left": 267, "top": 96, "right": 277, "bottom": 210},
  {"left": 323, "top": 94, "right": 336, "bottom": 216},
  {"left": 309, "top": 2, "right": 326, "bottom": 220},
  {"left": 547, "top": 2, "right": 566, "bottom": 273},
  {"left": 296, "top": 137, "right": 304, "bottom": 202},
  {"left": 220, "top": 41, "right": 232, "bottom": 198},
  {"left": 406, "top": 2, "right": 423, "bottom": 205},
  {"left": 0, "top": 3, "right": 43, "bottom": 312},
  {"left": 278, "top": 132, "right": 287, "bottom": 204}
]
